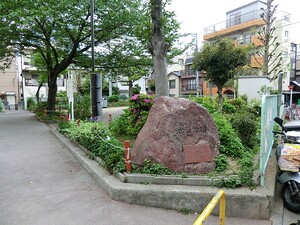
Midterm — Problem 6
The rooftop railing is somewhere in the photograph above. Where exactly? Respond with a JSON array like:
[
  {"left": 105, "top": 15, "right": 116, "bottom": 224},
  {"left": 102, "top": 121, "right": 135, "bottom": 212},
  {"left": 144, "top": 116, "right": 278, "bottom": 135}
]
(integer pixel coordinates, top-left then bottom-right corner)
[{"left": 204, "top": 10, "right": 262, "bottom": 35}]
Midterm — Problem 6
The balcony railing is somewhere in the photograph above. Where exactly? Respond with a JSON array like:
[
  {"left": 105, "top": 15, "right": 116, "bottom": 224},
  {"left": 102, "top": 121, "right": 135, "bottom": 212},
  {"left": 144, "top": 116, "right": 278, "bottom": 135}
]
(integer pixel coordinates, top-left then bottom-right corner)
[
  {"left": 182, "top": 84, "right": 197, "bottom": 91},
  {"left": 204, "top": 10, "right": 262, "bottom": 35}
]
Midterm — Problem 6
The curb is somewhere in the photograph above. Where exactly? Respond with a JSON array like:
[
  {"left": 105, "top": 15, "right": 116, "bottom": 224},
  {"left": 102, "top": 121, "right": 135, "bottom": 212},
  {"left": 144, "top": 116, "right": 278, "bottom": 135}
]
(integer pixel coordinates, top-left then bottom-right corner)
[{"left": 50, "top": 127, "right": 277, "bottom": 220}]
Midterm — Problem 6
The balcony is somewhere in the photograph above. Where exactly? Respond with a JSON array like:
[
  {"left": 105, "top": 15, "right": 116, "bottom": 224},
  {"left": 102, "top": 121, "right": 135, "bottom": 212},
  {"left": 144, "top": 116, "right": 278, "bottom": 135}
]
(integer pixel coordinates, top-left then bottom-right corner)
[{"left": 203, "top": 10, "right": 264, "bottom": 40}]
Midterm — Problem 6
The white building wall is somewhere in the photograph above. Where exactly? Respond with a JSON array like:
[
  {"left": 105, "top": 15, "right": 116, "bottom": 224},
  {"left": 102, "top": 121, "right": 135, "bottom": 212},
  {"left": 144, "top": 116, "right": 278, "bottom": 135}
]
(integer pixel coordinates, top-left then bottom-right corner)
[{"left": 237, "top": 76, "right": 270, "bottom": 100}]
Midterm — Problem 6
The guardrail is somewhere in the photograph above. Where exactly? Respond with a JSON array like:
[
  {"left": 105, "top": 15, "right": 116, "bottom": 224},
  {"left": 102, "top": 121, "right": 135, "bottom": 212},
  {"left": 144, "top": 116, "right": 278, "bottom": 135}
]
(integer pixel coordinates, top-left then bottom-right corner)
[{"left": 193, "top": 190, "right": 225, "bottom": 225}]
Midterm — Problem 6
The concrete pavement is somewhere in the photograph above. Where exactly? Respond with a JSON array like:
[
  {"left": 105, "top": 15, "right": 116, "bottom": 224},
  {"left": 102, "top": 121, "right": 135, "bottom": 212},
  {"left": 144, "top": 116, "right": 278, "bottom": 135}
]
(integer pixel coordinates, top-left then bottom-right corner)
[{"left": 0, "top": 110, "right": 296, "bottom": 224}]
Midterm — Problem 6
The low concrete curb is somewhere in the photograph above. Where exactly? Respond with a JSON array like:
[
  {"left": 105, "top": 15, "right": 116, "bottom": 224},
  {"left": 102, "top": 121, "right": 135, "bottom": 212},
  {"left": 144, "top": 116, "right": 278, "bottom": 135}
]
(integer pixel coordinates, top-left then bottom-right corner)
[{"left": 50, "top": 127, "right": 277, "bottom": 220}]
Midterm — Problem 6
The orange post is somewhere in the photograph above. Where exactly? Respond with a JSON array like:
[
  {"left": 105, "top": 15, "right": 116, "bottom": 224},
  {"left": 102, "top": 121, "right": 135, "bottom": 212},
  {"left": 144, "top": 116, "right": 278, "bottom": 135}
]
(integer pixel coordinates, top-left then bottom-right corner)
[
  {"left": 77, "top": 119, "right": 81, "bottom": 126},
  {"left": 124, "top": 140, "right": 132, "bottom": 172},
  {"left": 108, "top": 114, "right": 112, "bottom": 123}
]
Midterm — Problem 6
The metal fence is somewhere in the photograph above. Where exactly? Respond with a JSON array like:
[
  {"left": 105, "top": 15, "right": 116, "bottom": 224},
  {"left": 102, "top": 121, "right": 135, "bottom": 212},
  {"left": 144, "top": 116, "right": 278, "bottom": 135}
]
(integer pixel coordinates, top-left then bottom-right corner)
[{"left": 259, "top": 95, "right": 278, "bottom": 186}]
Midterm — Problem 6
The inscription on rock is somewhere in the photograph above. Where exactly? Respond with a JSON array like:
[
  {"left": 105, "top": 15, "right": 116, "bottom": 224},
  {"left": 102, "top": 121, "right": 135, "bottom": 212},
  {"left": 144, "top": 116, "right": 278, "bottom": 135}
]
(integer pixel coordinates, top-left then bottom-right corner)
[{"left": 183, "top": 144, "right": 212, "bottom": 164}]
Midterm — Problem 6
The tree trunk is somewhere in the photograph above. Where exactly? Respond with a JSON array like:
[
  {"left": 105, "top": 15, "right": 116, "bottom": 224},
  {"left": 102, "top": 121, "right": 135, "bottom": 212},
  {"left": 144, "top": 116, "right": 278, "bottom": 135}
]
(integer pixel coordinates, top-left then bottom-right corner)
[
  {"left": 128, "top": 80, "right": 133, "bottom": 97},
  {"left": 217, "top": 86, "right": 223, "bottom": 112},
  {"left": 150, "top": 0, "right": 168, "bottom": 98},
  {"left": 47, "top": 76, "right": 58, "bottom": 111},
  {"left": 35, "top": 83, "right": 43, "bottom": 103}
]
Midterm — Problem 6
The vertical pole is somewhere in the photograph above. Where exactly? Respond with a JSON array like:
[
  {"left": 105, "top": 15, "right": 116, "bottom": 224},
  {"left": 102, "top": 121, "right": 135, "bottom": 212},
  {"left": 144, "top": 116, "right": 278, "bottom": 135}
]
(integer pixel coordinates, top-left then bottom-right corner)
[
  {"left": 124, "top": 141, "right": 132, "bottom": 172},
  {"left": 90, "top": 0, "right": 97, "bottom": 117},
  {"left": 277, "top": 72, "right": 283, "bottom": 117}
]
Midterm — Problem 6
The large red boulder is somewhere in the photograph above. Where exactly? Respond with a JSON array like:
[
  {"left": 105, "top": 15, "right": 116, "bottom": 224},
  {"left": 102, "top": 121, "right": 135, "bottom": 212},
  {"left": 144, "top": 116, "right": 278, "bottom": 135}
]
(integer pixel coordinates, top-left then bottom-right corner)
[{"left": 131, "top": 96, "right": 220, "bottom": 174}]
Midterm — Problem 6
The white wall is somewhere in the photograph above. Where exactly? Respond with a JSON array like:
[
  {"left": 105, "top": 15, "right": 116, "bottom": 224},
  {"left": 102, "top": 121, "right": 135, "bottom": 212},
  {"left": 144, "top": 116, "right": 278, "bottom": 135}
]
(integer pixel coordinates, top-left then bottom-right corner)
[{"left": 237, "top": 76, "right": 270, "bottom": 100}]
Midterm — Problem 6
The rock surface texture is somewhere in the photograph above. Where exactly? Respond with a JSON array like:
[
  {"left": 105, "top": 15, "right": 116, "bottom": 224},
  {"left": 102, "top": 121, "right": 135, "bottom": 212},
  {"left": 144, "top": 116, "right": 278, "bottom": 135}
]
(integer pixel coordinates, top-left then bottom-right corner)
[{"left": 131, "top": 96, "right": 220, "bottom": 174}]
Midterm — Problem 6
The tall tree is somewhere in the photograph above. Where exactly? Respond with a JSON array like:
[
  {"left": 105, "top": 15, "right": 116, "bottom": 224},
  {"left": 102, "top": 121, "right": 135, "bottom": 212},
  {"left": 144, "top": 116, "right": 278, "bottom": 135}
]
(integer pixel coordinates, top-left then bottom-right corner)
[
  {"left": 254, "top": 0, "right": 282, "bottom": 80},
  {"left": 0, "top": 0, "right": 142, "bottom": 111},
  {"left": 150, "top": 0, "right": 168, "bottom": 97},
  {"left": 193, "top": 38, "right": 248, "bottom": 109}
]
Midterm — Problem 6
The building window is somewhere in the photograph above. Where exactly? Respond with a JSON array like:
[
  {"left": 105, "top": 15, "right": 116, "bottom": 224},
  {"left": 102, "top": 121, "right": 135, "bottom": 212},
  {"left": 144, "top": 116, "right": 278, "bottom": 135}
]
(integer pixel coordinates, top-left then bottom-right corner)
[
  {"left": 187, "top": 79, "right": 196, "bottom": 90},
  {"left": 169, "top": 80, "right": 176, "bottom": 89},
  {"left": 25, "top": 74, "right": 39, "bottom": 86}
]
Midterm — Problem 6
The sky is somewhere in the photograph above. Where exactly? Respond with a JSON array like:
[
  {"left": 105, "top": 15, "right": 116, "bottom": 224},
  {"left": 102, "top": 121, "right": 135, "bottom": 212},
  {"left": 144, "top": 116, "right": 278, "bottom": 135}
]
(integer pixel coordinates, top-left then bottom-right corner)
[{"left": 168, "top": 0, "right": 300, "bottom": 47}]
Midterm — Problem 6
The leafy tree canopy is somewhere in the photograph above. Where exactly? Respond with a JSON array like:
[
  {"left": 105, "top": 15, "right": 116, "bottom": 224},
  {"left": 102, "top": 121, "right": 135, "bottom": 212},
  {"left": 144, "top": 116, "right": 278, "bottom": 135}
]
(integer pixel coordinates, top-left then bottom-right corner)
[{"left": 193, "top": 38, "right": 248, "bottom": 109}]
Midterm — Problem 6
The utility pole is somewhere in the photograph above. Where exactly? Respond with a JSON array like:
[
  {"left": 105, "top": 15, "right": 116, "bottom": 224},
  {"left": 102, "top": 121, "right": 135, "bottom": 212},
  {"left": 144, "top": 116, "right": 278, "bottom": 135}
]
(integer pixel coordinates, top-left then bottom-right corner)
[
  {"left": 193, "top": 33, "right": 200, "bottom": 97},
  {"left": 90, "top": 0, "right": 102, "bottom": 117}
]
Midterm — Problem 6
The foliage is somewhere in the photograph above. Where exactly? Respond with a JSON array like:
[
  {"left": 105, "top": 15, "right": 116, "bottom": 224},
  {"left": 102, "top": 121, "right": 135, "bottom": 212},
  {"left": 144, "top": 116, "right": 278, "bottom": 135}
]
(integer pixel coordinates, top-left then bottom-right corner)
[
  {"left": 110, "top": 93, "right": 154, "bottom": 138},
  {"left": 227, "top": 98, "right": 247, "bottom": 111},
  {"left": 212, "top": 113, "right": 245, "bottom": 158},
  {"left": 189, "top": 95, "right": 218, "bottom": 114},
  {"left": 148, "top": 79, "right": 156, "bottom": 92},
  {"left": 193, "top": 38, "right": 248, "bottom": 110},
  {"left": 108, "top": 95, "right": 120, "bottom": 103},
  {"left": 0, "top": 0, "right": 156, "bottom": 110},
  {"left": 27, "top": 98, "right": 37, "bottom": 111},
  {"left": 61, "top": 121, "right": 124, "bottom": 172},
  {"left": 238, "top": 152, "right": 255, "bottom": 188},
  {"left": 132, "top": 84, "right": 141, "bottom": 95},
  {"left": 0, "top": 100, "right": 3, "bottom": 112},
  {"left": 230, "top": 112, "right": 258, "bottom": 149},
  {"left": 74, "top": 95, "right": 91, "bottom": 120},
  {"left": 140, "top": 159, "right": 173, "bottom": 175},
  {"left": 215, "top": 177, "right": 242, "bottom": 189},
  {"left": 222, "top": 101, "right": 237, "bottom": 114},
  {"left": 215, "top": 154, "right": 229, "bottom": 173}
]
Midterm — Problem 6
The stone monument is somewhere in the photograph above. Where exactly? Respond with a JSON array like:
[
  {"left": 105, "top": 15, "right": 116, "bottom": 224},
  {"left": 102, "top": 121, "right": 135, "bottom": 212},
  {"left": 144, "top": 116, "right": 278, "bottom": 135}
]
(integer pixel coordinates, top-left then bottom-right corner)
[{"left": 131, "top": 96, "right": 220, "bottom": 174}]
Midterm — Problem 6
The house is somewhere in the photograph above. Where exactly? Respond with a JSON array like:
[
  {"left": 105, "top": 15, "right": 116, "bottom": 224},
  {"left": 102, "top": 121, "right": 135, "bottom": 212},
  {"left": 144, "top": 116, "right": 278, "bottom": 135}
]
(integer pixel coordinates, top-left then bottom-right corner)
[
  {"left": 0, "top": 55, "right": 20, "bottom": 109},
  {"left": 168, "top": 71, "right": 181, "bottom": 97},
  {"left": 203, "top": 0, "right": 291, "bottom": 99}
]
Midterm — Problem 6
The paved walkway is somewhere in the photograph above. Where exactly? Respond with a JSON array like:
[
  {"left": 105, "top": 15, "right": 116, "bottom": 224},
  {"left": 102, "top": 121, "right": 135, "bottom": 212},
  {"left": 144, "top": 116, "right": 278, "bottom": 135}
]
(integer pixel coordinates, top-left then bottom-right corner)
[{"left": 0, "top": 110, "right": 295, "bottom": 225}]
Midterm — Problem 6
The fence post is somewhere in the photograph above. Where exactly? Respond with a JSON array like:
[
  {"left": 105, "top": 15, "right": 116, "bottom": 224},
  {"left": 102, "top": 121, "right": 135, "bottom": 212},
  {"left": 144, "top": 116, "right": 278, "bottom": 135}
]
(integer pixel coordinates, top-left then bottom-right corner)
[{"left": 124, "top": 140, "right": 132, "bottom": 172}]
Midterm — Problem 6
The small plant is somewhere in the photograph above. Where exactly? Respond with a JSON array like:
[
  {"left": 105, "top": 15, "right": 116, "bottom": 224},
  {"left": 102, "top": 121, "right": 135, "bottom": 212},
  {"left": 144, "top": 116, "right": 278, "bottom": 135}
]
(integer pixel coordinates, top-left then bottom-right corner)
[
  {"left": 110, "top": 93, "right": 154, "bottom": 138},
  {"left": 215, "top": 154, "right": 228, "bottom": 173},
  {"left": 212, "top": 113, "right": 245, "bottom": 158},
  {"left": 179, "top": 208, "right": 194, "bottom": 215},
  {"left": 27, "top": 97, "right": 37, "bottom": 111},
  {"left": 215, "top": 177, "right": 242, "bottom": 188},
  {"left": 141, "top": 159, "right": 173, "bottom": 175},
  {"left": 108, "top": 95, "right": 120, "bottom": 103}
]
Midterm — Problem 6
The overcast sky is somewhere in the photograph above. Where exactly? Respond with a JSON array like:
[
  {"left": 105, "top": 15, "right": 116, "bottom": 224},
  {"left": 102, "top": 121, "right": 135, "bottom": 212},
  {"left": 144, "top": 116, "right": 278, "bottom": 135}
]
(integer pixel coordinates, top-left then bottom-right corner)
[{"left": 168, "top": 0, "right": 300, "bottom": 46}]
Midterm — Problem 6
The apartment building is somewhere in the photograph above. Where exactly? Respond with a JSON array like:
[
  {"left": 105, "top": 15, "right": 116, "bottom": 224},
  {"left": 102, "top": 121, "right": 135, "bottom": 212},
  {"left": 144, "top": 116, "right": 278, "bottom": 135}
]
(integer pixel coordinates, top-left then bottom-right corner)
[
  {"left": 0, "top": 56, "right": 19, "bottom": 109},
  {"left": 203, "top": 0, "right": 292, "bottom": 98},
  {"left": 20, "top": 48, "right": 66, "bottom": 109}
]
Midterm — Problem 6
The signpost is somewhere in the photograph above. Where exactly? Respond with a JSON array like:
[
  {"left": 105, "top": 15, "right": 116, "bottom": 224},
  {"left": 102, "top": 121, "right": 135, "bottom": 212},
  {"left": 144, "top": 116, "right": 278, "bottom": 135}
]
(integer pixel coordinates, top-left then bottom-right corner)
[{"left": 288, "top": 84, "right": 294, "bottom": 106}]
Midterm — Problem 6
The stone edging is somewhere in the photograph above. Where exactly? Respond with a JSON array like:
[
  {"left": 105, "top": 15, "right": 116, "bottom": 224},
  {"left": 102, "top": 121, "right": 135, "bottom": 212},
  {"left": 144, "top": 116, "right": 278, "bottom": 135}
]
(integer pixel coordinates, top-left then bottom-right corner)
[{"left": 50, "top": 126, "right": 276, "bottom": 220}]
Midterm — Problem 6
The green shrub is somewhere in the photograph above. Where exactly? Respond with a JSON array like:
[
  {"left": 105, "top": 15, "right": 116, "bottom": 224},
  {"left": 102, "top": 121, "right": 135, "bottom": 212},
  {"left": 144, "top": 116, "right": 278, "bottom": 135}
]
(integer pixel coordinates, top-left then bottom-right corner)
[
  {"left": 239, "top": 151, "right": 255, "bottom": 188},
  {"left": 230, "top": 112, "right": 258, "bottom": 149},
  {"left": 227, "top": 98, "right": 247, "bottom": 111},
  {"left": 215, "top": 154, "right": 229, "bottom": 173},
  {"left": 36, "top": 102, "right": 47, "bottom": 112},
  {"left": 108, "top": 95, "right": 120, "bottom": 103},
  {"left": 0, "top": 100, "right": 3, "bottom": 112},
  {"left": 27, "top": 98, "right": 37, "bottom": 111},
  {"left": 120, "top": 95, "right": 128, "bottom": 101},
  {"left": 74, "top": 95, "right": 91, "bottom": 120},
  {"left": 222, "top": 101, "right": 237, "bottom": 114},
  {"left": 110, "top": 94, "right": 154, "bottom": 138},
  {"left": 189, "top": 95, "right": 218, "bottom": 114},
  {"left": 63, "top": 121, "right": 124, "bottom": 172},
  {"left": 212, "top": 113, "right": 245, "bottom": 158}
]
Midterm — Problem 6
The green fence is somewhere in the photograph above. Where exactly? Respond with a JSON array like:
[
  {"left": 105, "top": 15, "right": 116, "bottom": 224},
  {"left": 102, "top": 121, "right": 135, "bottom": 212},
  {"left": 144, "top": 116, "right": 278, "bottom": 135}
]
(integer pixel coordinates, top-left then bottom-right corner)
[{"left": 259, "top": 95, "right": 278, "bottom": 186}]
